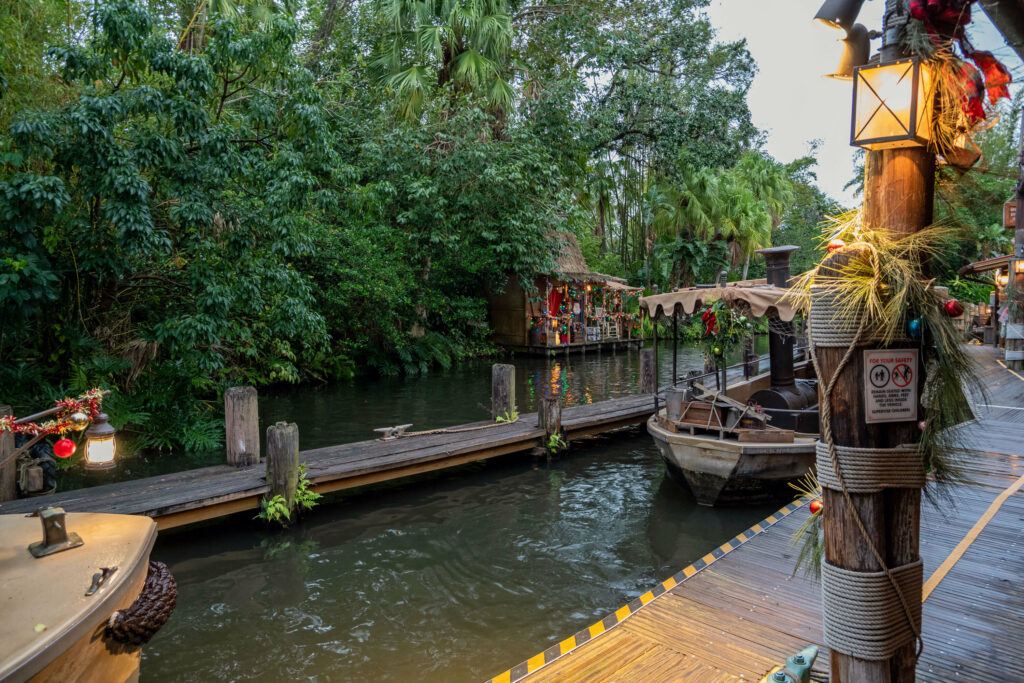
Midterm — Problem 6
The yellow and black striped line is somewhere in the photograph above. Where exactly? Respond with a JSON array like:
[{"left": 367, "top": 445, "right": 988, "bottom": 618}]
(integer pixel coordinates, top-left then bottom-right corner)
[{"left": 488, "top": 496, "right": 813, "bottom": 683}]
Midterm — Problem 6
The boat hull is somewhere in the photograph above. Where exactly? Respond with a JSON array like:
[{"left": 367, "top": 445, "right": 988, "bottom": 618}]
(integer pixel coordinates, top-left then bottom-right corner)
[{"left": 648, "top": 415, "right": 816, "bottom": 506}]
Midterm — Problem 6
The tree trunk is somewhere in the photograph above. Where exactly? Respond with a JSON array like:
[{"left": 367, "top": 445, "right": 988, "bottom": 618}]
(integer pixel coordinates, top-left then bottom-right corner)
[
  {"left": 742, "top": 253, "right": 750, "bottom": 280},
  {"left": 306, "top": 0, "right": 351, "bottom": 72}
]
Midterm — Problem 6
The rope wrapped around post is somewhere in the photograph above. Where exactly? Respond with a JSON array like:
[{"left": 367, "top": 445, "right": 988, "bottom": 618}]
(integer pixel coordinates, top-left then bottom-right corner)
[
  {"left": 815, "top": 442, "right": 925, "bottom": 493},
  {"left": 808, "top": 282, "right": 925, "bottom": 664},
  {"left": 821, "top": 559, "right": 923, "bottom": 660}
]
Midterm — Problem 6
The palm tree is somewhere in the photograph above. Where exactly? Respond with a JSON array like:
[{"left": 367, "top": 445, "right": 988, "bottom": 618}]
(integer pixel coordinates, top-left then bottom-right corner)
[
  {"left": 650, "top": 165, "right": 723, "bottom": 289},
  {"left": 369, "top": 0, "right": 514, "bottom": 121},
  {"left": 731, "top": 152, "right": 793, "bottom": 278},
  {"left": 977, "top": 222, "right": 1012, "bottom": 259},
  {"left": 718, "top": 176, "right": 771, "bottom": 275}
]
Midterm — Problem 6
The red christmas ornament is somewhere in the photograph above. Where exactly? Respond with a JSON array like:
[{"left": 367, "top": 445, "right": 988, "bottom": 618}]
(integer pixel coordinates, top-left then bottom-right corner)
[
  {"left": 809, "top": 499, "right": 823, "bottom": 515},
  {"left": 826, "top": 239, "right": 846, "bottom": 253},
  {"left": 944, "top": 299, "right": 965, "bottom": 318},
  {"left": 53, "top": 438, "right": 76, "bottom": 459}
]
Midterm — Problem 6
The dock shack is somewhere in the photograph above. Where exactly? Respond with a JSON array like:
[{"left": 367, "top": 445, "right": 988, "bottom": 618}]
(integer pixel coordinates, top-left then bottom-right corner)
[{"left": 488, "top": 232, "right": 644, "bottom": 353}]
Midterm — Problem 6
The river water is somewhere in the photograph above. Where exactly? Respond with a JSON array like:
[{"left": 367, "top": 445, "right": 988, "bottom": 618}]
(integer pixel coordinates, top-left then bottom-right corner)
[{"left": 129, "top": 341, "right": 777, "bottom": 681}]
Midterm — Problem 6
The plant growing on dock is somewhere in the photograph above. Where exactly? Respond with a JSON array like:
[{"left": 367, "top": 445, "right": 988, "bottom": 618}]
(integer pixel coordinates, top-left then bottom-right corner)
[
  {"left": 256, "top": 464, "right": 321, "bottom": 526},
  {"left": 547, "top": 432, "right": 566, "bottom": 454},
  {"left": 256, "top": 495, "right": 293, "bottom": 526},
  {"left": 495, "top": 408, "right": 519, "bottom": 424},
  {"left": 295, "top": 464, "right": 322, "bottom": 512}
]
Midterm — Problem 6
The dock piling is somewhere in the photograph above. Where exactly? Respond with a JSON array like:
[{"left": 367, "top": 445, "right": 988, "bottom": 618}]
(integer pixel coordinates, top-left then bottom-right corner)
[
  {"left": 266, "top": 421, "right": 299, "bottom": 513},
  {"left": 225, "top": 386, "right": 260, "bottom": 466},
  {"left": 491, "top": 364, "right": 516, "bottom": 420},
  {"left": 538, "top": 397, "right": 562, "bottom": 443},
  {"left": 0, "top": 405, "right": 14, "bottom": 501},
  {"left": 639, "top": 349, "right": 655, "bottom": 394}
]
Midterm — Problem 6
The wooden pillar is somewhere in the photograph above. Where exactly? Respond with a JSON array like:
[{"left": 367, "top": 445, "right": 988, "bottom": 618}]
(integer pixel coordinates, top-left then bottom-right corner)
[
  {"left": 225, "top": 386, "right": 260, "bottom": 466},
  {"left": 639, "top": 348, "right": 656, "bottom": 395},
  {"left": 266, "top": 421, "right": 299, "bottom": 513},
  {"left": 822, "top": 146, "right": 932, "bottom": 681},
  {"left": 0, "top": 405, "right": 15, "bottom": 502},
  {"left": 1009, "top": 106, "right": 1024, "bottom": 369},
  {"left": 491, "top": 364, "right": 516, "bottom": 419},
  {"left": 537, "top": 397, "right": 562, "bottom": 439}
]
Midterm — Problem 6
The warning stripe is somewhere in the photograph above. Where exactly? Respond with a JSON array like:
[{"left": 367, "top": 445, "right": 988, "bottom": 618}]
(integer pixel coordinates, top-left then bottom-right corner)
[{"left": 487, "top": 495, "right": 812, "bottom": 683}]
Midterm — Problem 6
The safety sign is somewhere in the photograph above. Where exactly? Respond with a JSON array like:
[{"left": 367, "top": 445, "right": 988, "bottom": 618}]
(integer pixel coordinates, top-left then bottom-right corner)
[{"left": 863, "top": 349, "right": 918, "bottom": 424}]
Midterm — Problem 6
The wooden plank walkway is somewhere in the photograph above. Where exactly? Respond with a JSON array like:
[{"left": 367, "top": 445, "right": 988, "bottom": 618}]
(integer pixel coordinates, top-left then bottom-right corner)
[
  {"left": 492, "top": 344, "right": 1024, "bottom": 682},
  {"left": 0, "top": 389, "right": 673, "bottom": 529}
]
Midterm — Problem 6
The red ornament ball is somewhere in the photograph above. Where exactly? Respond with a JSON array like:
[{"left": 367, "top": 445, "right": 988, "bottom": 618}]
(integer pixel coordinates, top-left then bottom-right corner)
[
  {"left": 53, "top": 438, "right": 76, "bottom": 459},
  {"left": 944, "top": 299, "right": 965, "bottom": 318},
  {"left": 809, "top": 499, "right": 823, "bottom": 515},
  {"left": 826, "top": 239, "right": 846, "bottom": 253}
]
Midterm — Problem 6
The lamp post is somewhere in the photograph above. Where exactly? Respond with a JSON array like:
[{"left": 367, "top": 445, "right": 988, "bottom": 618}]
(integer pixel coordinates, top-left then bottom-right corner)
[{"left": 814, "top": 0, "right": 930, "bottom": 680}]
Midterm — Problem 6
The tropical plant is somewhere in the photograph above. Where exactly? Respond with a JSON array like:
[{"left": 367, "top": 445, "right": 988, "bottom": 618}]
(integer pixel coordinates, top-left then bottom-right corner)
[{"left": 369, "top": 0, "right": 514, "bottom": 120}]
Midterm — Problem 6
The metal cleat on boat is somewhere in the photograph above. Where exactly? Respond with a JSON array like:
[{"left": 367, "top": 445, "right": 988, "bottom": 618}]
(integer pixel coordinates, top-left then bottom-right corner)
[{"left": 373, "top": 424, "right": 413, "bottom": 440}]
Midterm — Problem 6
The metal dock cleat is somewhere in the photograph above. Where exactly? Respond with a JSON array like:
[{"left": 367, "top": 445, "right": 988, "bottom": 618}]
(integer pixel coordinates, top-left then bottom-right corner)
[{"left": 373, "top": 424, "right": 413, "bottom": 440}]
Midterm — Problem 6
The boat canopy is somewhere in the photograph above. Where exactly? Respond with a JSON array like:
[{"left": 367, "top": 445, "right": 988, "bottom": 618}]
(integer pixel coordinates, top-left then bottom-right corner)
[{"left": 640, "top": 282, "right": 806, "bottom": 322}]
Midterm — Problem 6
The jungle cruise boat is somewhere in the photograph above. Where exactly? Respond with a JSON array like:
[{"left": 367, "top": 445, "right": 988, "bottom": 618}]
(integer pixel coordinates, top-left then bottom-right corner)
[
  {"left": 0, "top": 507, "right": 175, "bottom": 683},
  {"left": 640, "top": 246, "right": 821, "bottom": 506}
]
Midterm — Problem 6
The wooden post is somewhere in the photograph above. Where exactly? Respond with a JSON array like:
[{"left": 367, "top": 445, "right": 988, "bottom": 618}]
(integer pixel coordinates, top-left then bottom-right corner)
[
  {"left": 639, "top": 348, "right": 655, "bottom": 394},
  {"left": 225, "top": 386, "right": 260, "bottom": 466},
  {"left": 491, "top": 364, "right": 516, "bottom": 419},
  {"left": 266, "top": 421, "right": 299, "bottom": 513},
  {"left": 822, "top": 146, "right": 932, "bottom": 682},
  {"left": 0, "top": 405, "right": 15, "bottom": 502},
  {"left": 537, "top": 396, "right": 562, "bottom": 447},
  {"left": 1009, "top": 105, "right": 1024, "bottom": 369}
]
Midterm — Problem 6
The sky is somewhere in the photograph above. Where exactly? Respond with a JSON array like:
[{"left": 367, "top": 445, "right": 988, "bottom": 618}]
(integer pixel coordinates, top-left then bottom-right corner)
[{"left": 706, "top": 0, "right": 1024, "bottom": 206}]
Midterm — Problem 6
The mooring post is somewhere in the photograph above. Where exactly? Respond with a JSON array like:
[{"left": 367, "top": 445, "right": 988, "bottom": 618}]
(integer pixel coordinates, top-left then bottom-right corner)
[
  {"left": 0, "top": 405, "right": 15, "bottom": 502},
  {"left": 537, "top": 396, "right": 562, "bottom": 449},
  {"left": 639, "top": 348, "right": 655, "bottom": 395},
  {"left": 491, "top": 364, "right": 515, "bottom": 420},
  {"left": 266, "top": 421, "right": 300, "bottom": 514},
  {"left": 225, "top": 386, "right": 260, "bottom": 466}
]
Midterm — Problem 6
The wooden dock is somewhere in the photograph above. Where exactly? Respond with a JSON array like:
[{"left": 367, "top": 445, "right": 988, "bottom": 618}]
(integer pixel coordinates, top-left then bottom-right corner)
[
  {"left": 491, "top": 344, "right": 1024, "bottom": 682},
  {"left": 0, "top": 392, "right": 662, "bottom": 529}
]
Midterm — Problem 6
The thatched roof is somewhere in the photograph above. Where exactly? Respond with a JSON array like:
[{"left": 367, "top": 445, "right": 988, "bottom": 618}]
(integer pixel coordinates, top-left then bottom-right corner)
[{"left": 548, "top": 231, "right": 625, "bottom": 283}]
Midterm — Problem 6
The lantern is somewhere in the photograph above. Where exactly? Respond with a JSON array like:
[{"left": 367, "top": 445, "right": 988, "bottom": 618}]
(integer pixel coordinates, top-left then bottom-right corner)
[
  {"left": 84, "top": 412, "right": 116, "bottom": 471},
  {"left": 851, "top": 58, "right": 935, "bottom": 150}
]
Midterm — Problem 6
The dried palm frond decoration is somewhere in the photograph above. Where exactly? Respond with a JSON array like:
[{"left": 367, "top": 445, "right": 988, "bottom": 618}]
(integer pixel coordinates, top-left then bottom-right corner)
[
  {"left": 790, "top": 210, "right": 982, "bottom": 484},
  {"left": 786, "top": 210, "right": 985, "bottom": 575}
]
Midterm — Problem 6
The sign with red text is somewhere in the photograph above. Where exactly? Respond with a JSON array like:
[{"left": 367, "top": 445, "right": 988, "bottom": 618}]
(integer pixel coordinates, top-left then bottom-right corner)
[
  {"left": 863, "top": 349, "right": 919, "bottom": 424},
  {"left": 1005, "top": 200, "right": 1017, "bottom": 228}
]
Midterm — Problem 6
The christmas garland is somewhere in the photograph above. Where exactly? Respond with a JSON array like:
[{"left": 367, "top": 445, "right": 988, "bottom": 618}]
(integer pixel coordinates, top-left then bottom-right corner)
[{"left": 0, "top": 389, "right": 105, "bottom": 437}]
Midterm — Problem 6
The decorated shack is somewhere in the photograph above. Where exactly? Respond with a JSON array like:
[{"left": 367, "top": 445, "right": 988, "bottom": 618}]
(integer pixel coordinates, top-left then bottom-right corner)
[{"left": 487, "top": 232, "right": 645, "bottom": 352}]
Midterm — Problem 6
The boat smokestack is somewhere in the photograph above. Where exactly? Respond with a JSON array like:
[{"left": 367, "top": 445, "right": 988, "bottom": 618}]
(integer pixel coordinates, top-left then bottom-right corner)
[{"left": 756, "top": 245, "right": 799, "bottom": 389}]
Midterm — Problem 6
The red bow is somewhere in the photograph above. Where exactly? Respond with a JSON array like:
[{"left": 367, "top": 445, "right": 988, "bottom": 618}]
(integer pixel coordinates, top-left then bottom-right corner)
[
  {"left": 701, "top": 309, "right": 717, "bottom": 336},
  {"left": 969, "top": 50, "right": 1012, "bottom": 104}
]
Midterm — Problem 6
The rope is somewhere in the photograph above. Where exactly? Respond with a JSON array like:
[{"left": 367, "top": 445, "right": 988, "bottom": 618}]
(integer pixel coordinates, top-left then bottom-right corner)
[
  {"left": 821, "top": 560, "right": 923, "bottom": 659},
  {"left": 815, "top": 442, "right": 925, "bottom": 493},
  {"left": 808, "top": 286, "right": 924, "bottom": 663},
  {"left": 398, "top": 416, "right": 520, "bottom": 438},
  {"left": 808, "top": 286, "right": 871, "bottom": 347},
  {"left": 106, "top": 561, "right": 178, "bottom": 647}
]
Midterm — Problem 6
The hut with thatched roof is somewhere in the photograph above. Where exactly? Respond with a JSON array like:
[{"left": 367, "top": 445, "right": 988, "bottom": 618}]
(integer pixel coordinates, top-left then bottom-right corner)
[{"left": 487, "top": 232, "right": 644, "bottom": 352}]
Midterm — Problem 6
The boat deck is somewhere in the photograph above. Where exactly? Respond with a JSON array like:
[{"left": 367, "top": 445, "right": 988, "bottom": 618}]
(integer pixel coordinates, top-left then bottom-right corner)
[{"left": 493, "top": 344, "right": 1024, "bottom": 681}]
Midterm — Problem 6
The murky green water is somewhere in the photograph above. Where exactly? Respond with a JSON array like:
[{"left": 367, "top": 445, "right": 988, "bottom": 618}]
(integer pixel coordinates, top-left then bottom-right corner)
[
  {"left": 142, "top": 431, "right": 776, "bottom": 682},
  {"left": 58, "top": 340, "right": 774, "bottom": 681}
]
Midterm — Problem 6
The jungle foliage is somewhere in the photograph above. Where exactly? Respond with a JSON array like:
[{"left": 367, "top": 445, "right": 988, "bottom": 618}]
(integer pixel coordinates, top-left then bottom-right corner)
[{"left": 0, "top": 0, "right": 875, "bottom": 448}]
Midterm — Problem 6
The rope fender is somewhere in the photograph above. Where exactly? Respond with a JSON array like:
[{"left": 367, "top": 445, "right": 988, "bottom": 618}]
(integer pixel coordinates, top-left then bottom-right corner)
[{"left": 106, "top": 561, "right": 178, "bottom": 646}]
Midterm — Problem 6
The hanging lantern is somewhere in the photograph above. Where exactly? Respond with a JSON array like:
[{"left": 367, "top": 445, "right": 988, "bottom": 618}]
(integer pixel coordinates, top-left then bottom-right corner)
[
  {"left": 852, "top": 58, "right": 935, "bottom": 149},
  {"left": 84, "top": 412, "right": 116, "bottom": 471},
  {"left": 996, "top": 269, "right": 1010, "bottom": 289}
]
